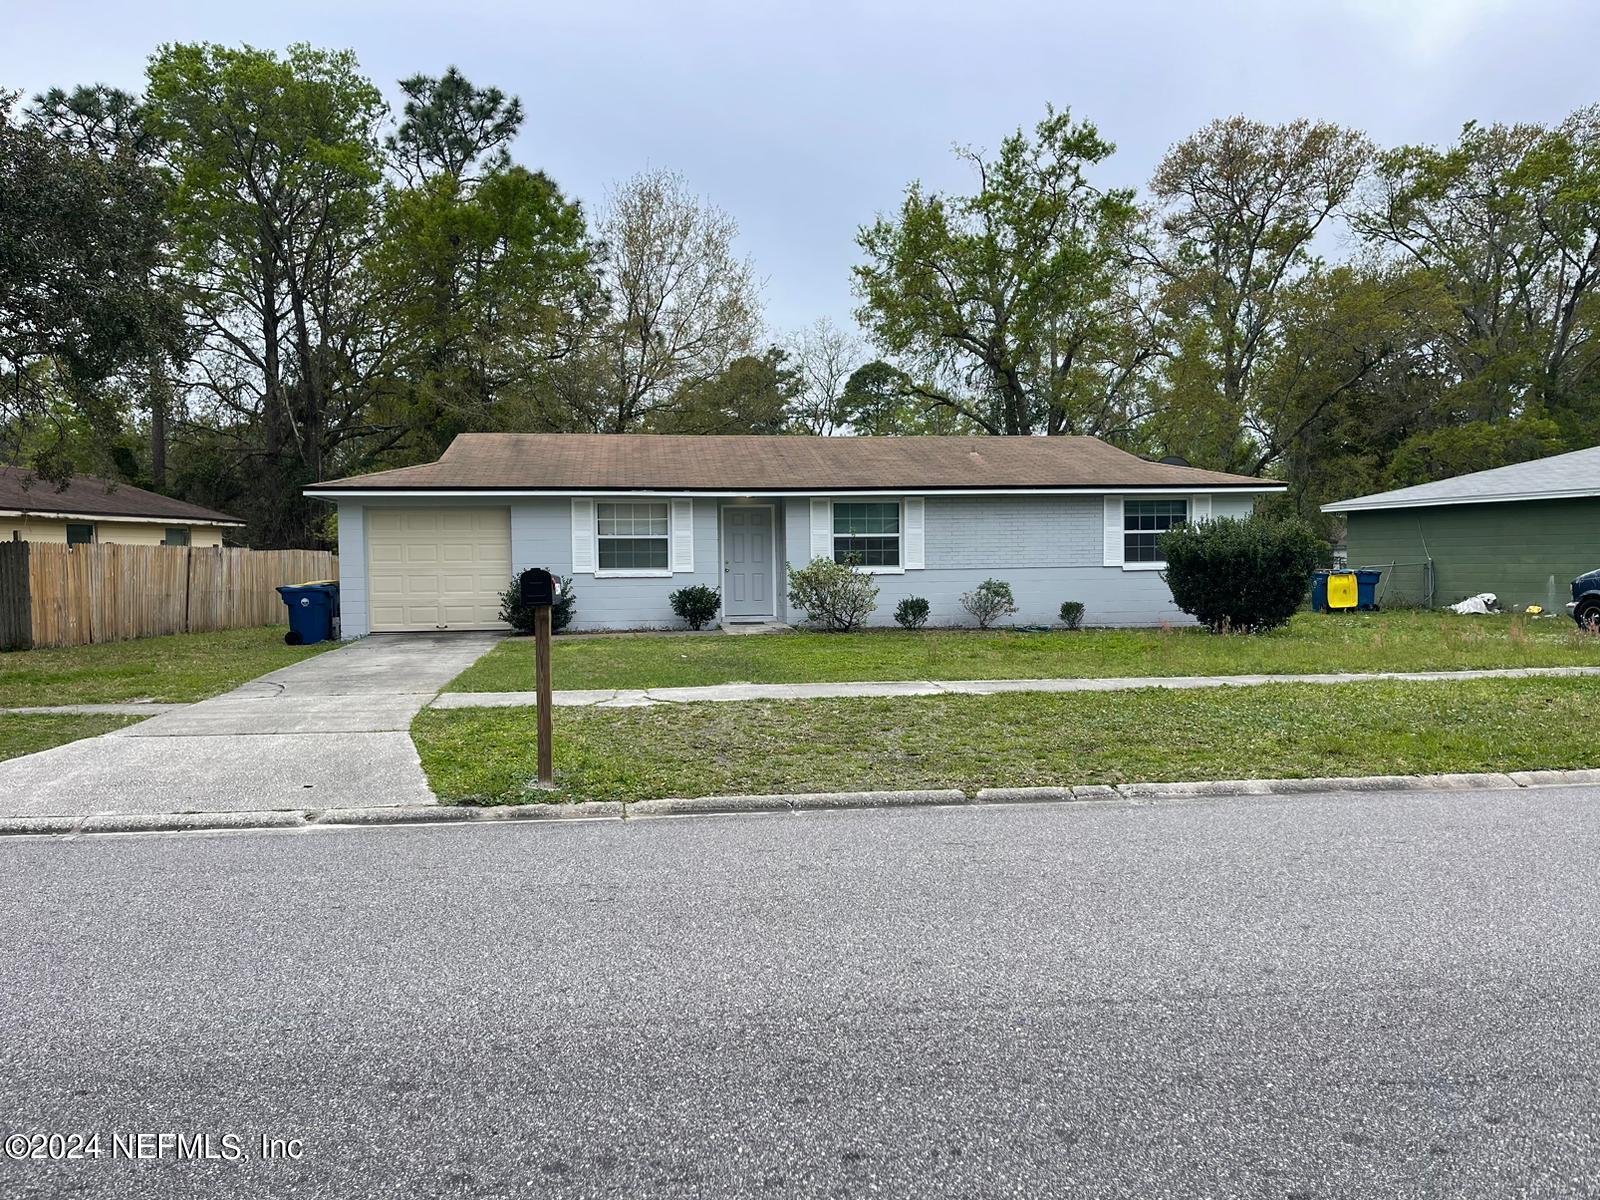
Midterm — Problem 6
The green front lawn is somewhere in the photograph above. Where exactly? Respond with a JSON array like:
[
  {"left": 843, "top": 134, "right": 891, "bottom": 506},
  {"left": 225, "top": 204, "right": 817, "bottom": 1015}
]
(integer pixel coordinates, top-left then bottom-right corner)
[
  {"left": 447, "top": 611, "right": 1597, "bottom": 693},
  {"left": 413, "top": 677, "right": 1599, "bottom": 804},
  {"left": 0, "top": 626, "right": 338, "bottom": 708},
  {"left": 0, "top": 713, "right": 143, "bottom": 761}
]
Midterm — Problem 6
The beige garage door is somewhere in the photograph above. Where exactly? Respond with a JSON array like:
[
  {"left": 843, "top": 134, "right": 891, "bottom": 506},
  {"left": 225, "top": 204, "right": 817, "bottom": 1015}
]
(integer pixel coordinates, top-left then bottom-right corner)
[{"left": 367, "top": 508, "right": 511, "bottom": 632}]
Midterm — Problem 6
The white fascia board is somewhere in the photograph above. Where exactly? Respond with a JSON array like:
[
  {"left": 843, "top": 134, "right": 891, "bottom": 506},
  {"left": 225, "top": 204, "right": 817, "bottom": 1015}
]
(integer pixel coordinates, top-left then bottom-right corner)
[
  {"left": 0, "top": 508, "right": 244, "bottom": 527},
  {"left": 306, "top": 485, "right": 1287, "bottom": 501},
  {"left": 1323, "top": 487, "right": 1600, "bottom": 514}
]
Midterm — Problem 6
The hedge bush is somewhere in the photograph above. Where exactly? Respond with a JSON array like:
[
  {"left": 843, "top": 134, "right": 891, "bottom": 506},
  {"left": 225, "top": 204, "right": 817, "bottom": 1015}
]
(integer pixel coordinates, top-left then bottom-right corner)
[
  {"left": 1059, "top": 600, "right": 1085, "bottom": 630},
  {"left": 1159, "top": 515, "right": 1323, "bottom": 633},
  {"left": 498, "top": 574, "right": 576, "bottom": 634},
  {"left": 786, "top": 557, "right": 879, "bottom": 632},
  {"left": 960, "top": 578, "right": 1017, "bottom": 629},
  {"left": 669, "top": 584, "right": 721, "bottom": 630},
  {"left": 894, "top": 597, "right": 930, "bottom": 629}
]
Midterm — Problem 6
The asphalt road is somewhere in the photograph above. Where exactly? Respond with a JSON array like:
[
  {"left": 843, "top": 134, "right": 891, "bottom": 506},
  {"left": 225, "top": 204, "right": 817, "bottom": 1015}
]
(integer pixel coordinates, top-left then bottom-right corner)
[{"left": 2, "top": 788, "right": 1598, "bottom": 1198}]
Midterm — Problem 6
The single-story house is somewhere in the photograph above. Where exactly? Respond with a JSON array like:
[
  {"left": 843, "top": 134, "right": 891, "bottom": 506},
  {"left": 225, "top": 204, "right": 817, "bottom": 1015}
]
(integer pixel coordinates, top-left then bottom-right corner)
[
  {"left": 1323, "top": 444, "right": 1600, "bottom": 609},
  {"left": 305, "top": 433, "right": 1283, "bottom": 636},
  {"left": 0, "top": 466, "right": 242, "bottom": 547}
]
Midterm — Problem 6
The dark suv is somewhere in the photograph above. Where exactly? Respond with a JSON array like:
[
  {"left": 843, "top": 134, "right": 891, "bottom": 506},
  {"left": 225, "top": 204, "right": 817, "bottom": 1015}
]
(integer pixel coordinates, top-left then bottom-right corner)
[{"left": 1571, "top": 569, "right": 1600, "bottom": 630}]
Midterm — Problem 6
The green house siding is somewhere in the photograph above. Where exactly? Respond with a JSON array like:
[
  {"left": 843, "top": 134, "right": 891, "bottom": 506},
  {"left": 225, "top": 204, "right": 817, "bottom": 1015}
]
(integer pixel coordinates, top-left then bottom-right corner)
[{"left": 1345, "top": 498, "right": 1600, "bottom": 609}]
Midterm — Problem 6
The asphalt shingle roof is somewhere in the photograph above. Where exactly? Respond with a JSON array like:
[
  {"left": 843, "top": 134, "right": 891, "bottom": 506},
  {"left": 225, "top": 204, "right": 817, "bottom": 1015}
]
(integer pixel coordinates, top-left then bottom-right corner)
[
  {"left": 309, "top": 434, "right": 1280, "bottom": 494},
  {"left": 0, "top": 466, "right": 242, "bottom": 525},
  {"left": 1322, "top": 445, "right": 1600, "bottom": 513}
]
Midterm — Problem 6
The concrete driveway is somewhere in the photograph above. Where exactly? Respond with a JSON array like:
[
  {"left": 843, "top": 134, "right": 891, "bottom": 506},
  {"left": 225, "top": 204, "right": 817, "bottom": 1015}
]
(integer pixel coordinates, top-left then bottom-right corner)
[{"left": 0, "top": 633, "right": 498, "bottom": 819}]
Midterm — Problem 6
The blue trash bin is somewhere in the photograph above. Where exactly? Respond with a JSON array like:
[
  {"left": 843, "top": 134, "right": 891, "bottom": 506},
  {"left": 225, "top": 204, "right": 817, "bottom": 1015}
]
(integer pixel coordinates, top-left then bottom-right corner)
[
  {"left": 1311, "top": 570, "right": 1331, "bottom": 613},
  {"left": 1355, "top": 569, "right": 1381, "bottom": 611},
  {"left": 277, "top": 581, "right": 339, "bottom": 645}
]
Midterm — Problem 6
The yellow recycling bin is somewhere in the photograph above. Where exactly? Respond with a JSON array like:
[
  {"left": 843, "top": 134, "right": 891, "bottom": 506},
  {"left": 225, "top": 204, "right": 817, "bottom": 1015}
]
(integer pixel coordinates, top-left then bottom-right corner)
[{"left": 1325, "top": 572, "right": 1359, "bottom": 610}]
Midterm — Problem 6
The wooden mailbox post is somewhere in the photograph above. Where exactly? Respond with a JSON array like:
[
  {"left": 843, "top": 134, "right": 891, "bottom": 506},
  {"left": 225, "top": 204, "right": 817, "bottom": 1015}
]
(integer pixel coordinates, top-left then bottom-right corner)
[{"left": 518, "top": 567, "right": 560, "bottom": 786}]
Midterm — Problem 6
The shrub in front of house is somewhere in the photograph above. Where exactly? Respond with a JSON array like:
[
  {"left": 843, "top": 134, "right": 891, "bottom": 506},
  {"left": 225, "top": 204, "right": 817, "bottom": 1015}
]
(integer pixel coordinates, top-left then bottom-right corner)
[
  {"left": 894, "top": 597, "right": 930, "bottom": 630},
  {"left": 1059, "top": 600, "right": 1085, "bottom": 630},
  {"left": 499, "top": 574, "right": 577, "bottom": 634},
  {"left": 786, "top": 556, "right": 879, "bottom": 632},
  {"left": 1159, "top": 515, "right": 1323, "bottom": 634},
  {"left": 961, "top": 578, "right": 1018, "bottom": 629},
  {"left": 669, "top": 584, "right": 721, "bottom": 630}
]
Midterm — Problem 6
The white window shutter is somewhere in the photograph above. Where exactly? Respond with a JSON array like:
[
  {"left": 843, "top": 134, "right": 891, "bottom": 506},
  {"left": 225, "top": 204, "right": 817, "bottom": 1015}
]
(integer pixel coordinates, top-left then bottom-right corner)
[
  {"left": 671, "top": 499, "right": 694, "bottom": 572},
  {"left": 903, "top": 497, "right": 925, "bottom": 569},
  {"left": 1102, "top": 496, "right": 1124, "bottom": 567},
  {"left": 571, "top": 499, "right": 595, "bottom": 574},
  {"left": 810, "top": 498, "right": 831, "bottom": 561},
  {"left": 1191, "top": 494, "right": 1212, "bottom": 523}
]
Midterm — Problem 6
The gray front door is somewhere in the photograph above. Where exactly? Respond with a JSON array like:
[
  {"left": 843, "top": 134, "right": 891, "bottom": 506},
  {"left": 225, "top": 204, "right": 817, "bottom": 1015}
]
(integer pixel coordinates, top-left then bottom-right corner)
[{"left": 723, "top": 506, "right": 774, "bottom": 620}]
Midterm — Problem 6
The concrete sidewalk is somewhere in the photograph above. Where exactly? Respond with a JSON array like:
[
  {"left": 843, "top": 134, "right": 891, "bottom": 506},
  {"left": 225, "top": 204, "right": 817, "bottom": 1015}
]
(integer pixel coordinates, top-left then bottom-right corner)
[
  {"left": 0, "top": 633, "right": 498, "bottom": 819},
  {"left": 429, "top": 663, "right": 1600, "bottom": 710}
]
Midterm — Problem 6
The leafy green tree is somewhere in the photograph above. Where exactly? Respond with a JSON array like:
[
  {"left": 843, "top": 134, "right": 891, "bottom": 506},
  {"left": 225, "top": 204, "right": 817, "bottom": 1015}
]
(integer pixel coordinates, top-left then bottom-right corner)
[
  {"left": 29, "top": 84, "right": 185, "bottom": 487},
  {"left": 855, "top": 107, "right": 1140, "bottom": 436},
  {"left": 371, "top": 73, "right": 600, "bottom": 462},
  {"left": 574, "top": 168, "right": 762, "bottom": 433},
  {"left": 1236, "top": 262, "right": 1458, "bottom": 519},
  {"left": 1136, "top": 117, "right": 1373, "bottom": 475},
  {"left": 0, "top": 89, "right": 180, "bottom": 483},
  {"left": 386, "top": 67, "right": 524, "bottom": 184},
  {"left": 1383, "top": 416, "right": 1566, "bottom": 488},
  {"left": 144, "top": 42, "right": 388, "bottom": 546},
  {"left": 1357, "top": 107, "right": 1600, "bottom": 436},
  {"left": 655, "top": 348, "right": 798, "bottom": 434},
  {"left": 837, "top": 361, "right": 976, "bottom": 435}
]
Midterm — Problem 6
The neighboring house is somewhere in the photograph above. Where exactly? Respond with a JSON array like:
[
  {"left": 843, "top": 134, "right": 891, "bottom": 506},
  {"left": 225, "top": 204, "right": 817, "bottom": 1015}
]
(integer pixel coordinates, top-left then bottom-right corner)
[
  {"left": 0, "top": 466, "right": 243, "bottom": 547},
  {"left": 305, "top": 434, "right": 1283, "bottom": 636},
  {"left": 1323, "top": 445, "right": 1600, "bottom": 610}
]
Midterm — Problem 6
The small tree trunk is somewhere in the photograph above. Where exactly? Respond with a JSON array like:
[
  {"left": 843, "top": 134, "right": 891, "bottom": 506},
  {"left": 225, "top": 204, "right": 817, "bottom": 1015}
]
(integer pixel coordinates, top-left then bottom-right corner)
[{"left": 149, "top": 359, "right": 168, "bottom": 490}]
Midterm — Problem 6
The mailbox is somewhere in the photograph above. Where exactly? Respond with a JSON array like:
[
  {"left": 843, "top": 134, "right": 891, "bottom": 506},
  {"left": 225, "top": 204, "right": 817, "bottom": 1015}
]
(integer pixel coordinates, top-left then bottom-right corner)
[{"left": 519, "top": 567, "right": 560, "bottom": 608}]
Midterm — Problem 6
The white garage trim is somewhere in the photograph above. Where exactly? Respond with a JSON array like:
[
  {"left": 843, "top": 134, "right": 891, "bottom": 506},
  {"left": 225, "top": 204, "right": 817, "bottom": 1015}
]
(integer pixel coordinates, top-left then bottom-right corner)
[{"left": 366, "top": 507, "right": 511, "bottom": 632}]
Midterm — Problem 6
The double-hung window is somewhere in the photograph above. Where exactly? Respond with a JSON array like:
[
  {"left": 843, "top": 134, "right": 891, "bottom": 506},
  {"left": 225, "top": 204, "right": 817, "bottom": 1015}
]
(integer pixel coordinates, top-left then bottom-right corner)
[
  {"left": 65, "top": 523, "right": 96, "bottom": 546},
  {"left": 597, "top": 502, "right": 669, "bottom": 571},
  {"left": 1123, "top": 498, "right": 1187, "bottom": 564},
  {"left": 833, "top": 501, "right": 900, "bottom": 567},
  {"left": 163, "top": 527, "right": 191, "bottom": 547}
]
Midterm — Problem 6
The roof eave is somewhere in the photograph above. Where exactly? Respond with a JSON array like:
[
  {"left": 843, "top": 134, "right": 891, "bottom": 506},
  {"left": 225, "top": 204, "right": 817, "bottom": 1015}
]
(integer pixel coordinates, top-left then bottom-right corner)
[
  {"left": 1323, "top": 486, "right": 1600, "bottom": 514},
  {"left": 0, "top": 507, "right": 244, "bottom": 526},
  {"left": 307, "top": 482, "right": 1287, "bottom": 500}
]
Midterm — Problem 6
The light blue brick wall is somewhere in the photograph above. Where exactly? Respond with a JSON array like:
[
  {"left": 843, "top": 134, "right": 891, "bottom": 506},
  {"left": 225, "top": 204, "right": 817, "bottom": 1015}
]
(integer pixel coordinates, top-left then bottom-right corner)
[
  {"left": 515, "top": 498, "right": 723, "bottom": 631},
  {"left": 783, "top": 492, "right": 1262, "bottom": 629},
  {"left": 339, "top": 491, "right": 1263, "bottom": 634}
]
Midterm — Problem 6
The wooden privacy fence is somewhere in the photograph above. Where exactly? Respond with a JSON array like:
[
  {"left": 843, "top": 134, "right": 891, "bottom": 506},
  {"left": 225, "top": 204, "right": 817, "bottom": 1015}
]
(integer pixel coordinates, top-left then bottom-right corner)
[{"left": 0, "top": 543, "right": 338, "bottom": 651}]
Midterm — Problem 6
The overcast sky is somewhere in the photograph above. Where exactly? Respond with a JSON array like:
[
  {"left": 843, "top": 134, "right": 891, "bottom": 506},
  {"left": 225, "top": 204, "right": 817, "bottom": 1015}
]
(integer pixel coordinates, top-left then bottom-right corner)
[{"left": 5, "top": 0, "right": 1597, "bottom": 339}]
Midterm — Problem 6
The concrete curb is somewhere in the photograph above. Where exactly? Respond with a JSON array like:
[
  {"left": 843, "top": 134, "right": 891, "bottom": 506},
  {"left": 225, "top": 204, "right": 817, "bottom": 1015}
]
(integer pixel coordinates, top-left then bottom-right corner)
[
  {"left": 1507, "top": 768, "right": 1600, "bottom": 787},
  {"left": 0, "top": 769, "right": 1592, "bottom": 839},
  {"left": 80, "top": 810, "right": 307, "bottom": 835}
]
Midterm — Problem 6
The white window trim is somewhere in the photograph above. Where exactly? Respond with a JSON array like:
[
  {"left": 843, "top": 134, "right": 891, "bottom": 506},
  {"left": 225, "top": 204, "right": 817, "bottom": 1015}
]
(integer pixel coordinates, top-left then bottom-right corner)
[
  {"left": 830, "top": 498, "right": 904, "bottom": 572},
  {"left": 1120, "top": 496, "right": 1189, "bottom": 571},
  {"left": 594, "top": 500, "right": 672, "bottom": 578}
]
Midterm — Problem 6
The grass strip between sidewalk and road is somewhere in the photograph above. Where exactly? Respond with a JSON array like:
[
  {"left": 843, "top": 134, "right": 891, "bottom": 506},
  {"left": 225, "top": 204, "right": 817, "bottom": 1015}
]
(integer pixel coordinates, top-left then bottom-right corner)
[
  {"left": 448, "top": 612, "right": 1598, "bottom": 694},
  {"left": 0, "top": 626, "right": 337, "bottom": 708},
  {"left": 413, "top": 676, "right": 1600, "bottom": 805},
  {"left": 0, "top": 714, "right": 143, "bottom": 762}
]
